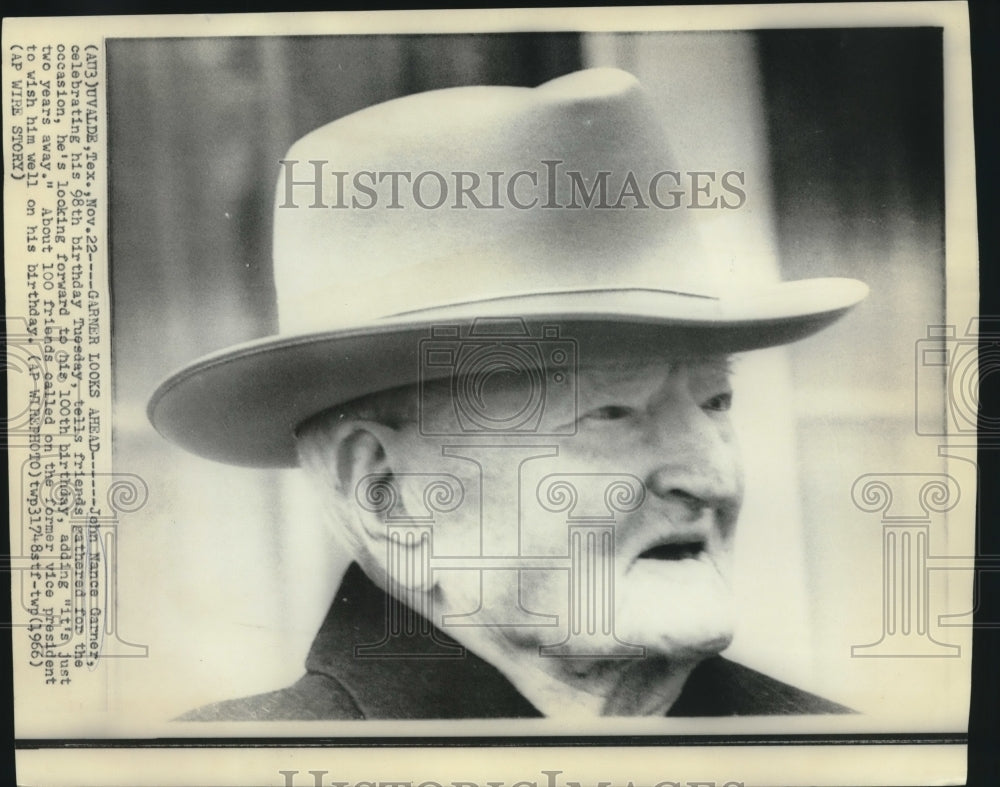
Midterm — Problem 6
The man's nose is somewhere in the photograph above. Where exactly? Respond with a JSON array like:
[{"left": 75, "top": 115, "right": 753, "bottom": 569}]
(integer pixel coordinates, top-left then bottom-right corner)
[{"left": 642, "top": 406, "right": 742, "bottom": 521}]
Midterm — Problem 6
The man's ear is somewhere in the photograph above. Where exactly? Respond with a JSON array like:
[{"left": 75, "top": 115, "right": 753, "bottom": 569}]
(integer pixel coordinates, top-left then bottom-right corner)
[
  {"left": 325, "top": 420, "right": 399, "bottom": 543},
  {"left": 333, "top": 425, "right": 389, "bottom": 497},
  {"left": 322, "top": 420, "right": 434, "bottom": 593}
]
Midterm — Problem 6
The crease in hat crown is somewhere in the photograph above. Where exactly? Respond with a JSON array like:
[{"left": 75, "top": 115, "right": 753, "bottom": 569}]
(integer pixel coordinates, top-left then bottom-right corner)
[{"left": 147, "top": 67, "right": 869, "bottom": 468}]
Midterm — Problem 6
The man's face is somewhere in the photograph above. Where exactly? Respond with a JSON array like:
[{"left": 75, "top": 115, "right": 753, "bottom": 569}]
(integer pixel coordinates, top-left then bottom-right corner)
[{"left": 385, "top": 351, "right": 744, "bottom": 663}]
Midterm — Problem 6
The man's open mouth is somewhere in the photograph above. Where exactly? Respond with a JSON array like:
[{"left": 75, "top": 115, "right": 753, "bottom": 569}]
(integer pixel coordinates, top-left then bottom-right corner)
[{"left": 637, "top": 539, "right": 706, "bottom": 561}]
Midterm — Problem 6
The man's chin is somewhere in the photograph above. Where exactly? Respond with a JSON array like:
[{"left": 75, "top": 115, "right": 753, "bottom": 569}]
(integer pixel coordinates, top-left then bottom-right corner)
[{"left": 612, "top": 555, "right": 736, "bottom": 659}]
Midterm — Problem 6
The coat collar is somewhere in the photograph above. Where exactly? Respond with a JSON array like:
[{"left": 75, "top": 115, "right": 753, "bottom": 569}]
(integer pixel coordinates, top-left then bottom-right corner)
[{"left": 305, "top": 563, "right": 542, "bottom": 719}]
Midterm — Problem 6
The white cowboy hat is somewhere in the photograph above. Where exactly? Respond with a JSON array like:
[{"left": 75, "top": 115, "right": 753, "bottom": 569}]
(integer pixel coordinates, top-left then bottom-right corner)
[{"left": 148, "top": 68, "right": 868, "bottom": 468}]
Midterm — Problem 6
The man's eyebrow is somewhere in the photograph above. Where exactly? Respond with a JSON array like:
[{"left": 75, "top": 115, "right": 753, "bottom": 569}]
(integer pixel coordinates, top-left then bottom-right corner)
[{"left": 571, "top": 355, "right": 734, "bottom": 404}]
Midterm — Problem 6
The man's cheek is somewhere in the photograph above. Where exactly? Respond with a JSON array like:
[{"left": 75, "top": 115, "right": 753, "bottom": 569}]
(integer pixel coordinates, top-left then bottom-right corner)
[
  {"left": 518, "top": 570, "right": 571, "bottom": 622},
  {"left": 432, "top": 503, "right": 484, "bottom": 555},
  {"left": 518, "top": 509, "right": 581, "bottom": 556},
  {"left": 557, "top": 436, "right": 640, "bottom": 474}
]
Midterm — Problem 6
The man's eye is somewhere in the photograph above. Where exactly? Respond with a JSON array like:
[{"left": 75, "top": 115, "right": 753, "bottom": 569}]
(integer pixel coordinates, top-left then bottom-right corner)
[
  {"left": 701, "top": 392, "right": 733, "bottom": 412},
  {"left": 580, "top": 405, "right": 634, "bottom": 422}
]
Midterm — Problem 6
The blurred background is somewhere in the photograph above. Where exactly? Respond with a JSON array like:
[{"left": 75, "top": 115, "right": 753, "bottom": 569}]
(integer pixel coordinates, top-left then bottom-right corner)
[{"left": 105, "top": 29, "right": 966, "bottom": 727}]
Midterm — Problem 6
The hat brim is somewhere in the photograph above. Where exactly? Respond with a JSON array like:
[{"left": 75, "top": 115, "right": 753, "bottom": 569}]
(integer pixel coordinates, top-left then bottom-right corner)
[{"left": 148, "top": 279, "right": 868, "bottom": 468}]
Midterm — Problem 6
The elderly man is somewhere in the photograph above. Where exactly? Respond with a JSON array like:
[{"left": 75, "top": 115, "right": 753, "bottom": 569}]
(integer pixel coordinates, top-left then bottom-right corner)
[{"left": 149, "top": 68, "right": 866, "bottom": 719}]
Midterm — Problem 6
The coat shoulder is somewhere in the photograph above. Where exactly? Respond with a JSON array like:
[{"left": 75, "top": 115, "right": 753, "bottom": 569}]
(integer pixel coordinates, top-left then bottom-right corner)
[{"left": 176, "top": 672, "right": 364, "bottom": 722}]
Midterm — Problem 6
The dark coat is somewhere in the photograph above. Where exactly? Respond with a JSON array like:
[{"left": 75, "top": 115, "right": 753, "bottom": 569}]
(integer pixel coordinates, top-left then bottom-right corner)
[{"left": 180, "top": 563, "right": 851, "bottom": 721}]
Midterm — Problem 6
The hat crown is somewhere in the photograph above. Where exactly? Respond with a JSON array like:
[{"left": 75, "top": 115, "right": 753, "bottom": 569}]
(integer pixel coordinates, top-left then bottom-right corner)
[
  {"left": 273, "top": 68, "right": 726, "bottom": 333},
  {"left": 146, "top": 68, "right": 868, "bottom": 468}
]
